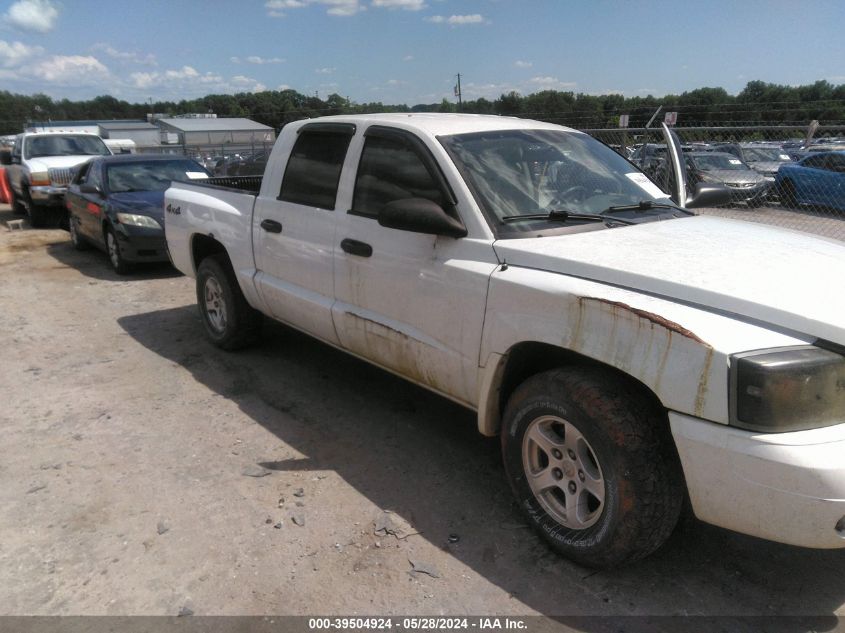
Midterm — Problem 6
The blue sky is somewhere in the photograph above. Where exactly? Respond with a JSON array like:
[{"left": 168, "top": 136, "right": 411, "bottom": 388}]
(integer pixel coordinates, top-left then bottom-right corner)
[{"left": 1, "top": 0, "right": 844, "bottom": 105}]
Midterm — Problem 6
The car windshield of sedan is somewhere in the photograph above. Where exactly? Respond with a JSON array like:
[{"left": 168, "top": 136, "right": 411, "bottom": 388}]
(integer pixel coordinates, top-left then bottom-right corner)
[
  {"left": 440, "top": 129, "right": 674, "bottom": 233},
  {"left": 690, "top": 153, "right": 750, "bottom": 171},
  {"left": 742, "top": 147, "right": 791, "bottom": 162},
  {"left": 26, "top": 135, "right": 111, "bottom": 158},
  {"left": 107, "top": 159, "right": 210, "bottom": 193}
]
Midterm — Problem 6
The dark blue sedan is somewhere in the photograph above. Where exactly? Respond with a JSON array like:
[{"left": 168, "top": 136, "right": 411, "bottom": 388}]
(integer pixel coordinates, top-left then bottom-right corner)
[
  {"left": 66, "top": 155, "right": 210, "bottom": 273},
  {"left": 775, "top": 150, "right": 845, "bottom": 213}
]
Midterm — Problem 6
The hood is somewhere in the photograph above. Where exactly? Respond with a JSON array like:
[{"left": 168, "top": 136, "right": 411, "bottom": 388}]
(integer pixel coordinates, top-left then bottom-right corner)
[
  {"left": 109, "top": 191, "right": 165, "bottom": 220},
  {"left": 703, "top": 169, "right": 763, "bottom": 184},
  {"left": 493, "top": 216, "right": 845, "bottom": 346},
  {"left": 28, "top": 156, "right": 99, "bottom": 171},
  {"left": 748, "top": 161, "right": 784, "bottom": 176}
]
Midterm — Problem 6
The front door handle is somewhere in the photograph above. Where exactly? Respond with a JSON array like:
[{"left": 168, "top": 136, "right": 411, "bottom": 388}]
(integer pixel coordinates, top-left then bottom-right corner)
[
  {"left": 260, "top": 219, "right": 282, "bottom": 233},
  {"left": 340, "top": 238, "right": 372, "bottom": 258}
]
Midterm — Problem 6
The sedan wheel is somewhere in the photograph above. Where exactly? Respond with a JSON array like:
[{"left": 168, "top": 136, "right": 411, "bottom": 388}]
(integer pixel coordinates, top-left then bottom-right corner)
[
  {"left": 106, "top": 227, "right": 130, "bottom": 274},
  {"left": 69, "top": 217, "right": 89, "bottom": 251}
]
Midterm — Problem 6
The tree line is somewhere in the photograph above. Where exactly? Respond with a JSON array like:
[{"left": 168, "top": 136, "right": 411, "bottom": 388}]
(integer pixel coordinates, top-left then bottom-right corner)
[{"left": 1, "top": 80, "right": 844, "bottom": 136}]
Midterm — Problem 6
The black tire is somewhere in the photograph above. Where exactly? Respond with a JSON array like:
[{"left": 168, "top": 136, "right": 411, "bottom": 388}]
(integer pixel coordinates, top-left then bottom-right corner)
[
  {"left": 11, "top": 191, "right": 26, "bottom": 215},
  {"left": 501, "top": 367, "right": 683, "bottom": 568},
  {"left": 28, "top": 202, "right": 49, "bottom": 228},
  {"left": 105, "top": 225, "right": 131, "bottom": 275},
  {"left": 779, "top": 180, "right": 797, "bottom": 208},
  {"left": 68, "top": 216, "right": 90, "bottom": 250},
  {"left": 196, "top": 254, "right": 262, "bottom": 350}
]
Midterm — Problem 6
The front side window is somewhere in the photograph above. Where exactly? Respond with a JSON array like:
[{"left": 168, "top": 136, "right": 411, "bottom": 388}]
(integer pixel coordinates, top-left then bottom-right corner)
[
  {"left": 351, "top": 135, "right": 445, "bottom": 217},
  {"left": 279, "top": 130, "right": 352, "bottom": 209}
]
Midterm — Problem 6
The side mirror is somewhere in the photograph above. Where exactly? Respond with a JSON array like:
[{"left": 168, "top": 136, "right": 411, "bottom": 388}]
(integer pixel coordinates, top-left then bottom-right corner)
[
  {"left": 0, "top": 152, "right": 11, "bottom": 166},
  {"left": 685, "top": 183, "right": 732, "bottom": 209},
  {"left": 80, "top": 183, "right": 102, "bottom": 195},
  {"left": 378, "top": 198, "right": 467, "bottom": 238}
]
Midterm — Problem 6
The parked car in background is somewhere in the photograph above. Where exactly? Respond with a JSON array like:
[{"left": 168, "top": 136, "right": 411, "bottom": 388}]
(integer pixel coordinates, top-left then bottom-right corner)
[
  {"left": 685, "top": 151, "right": 771, "bottom": 207},
  {"left": 66, "top": 155, "right": 210, "bottom": 274},
  {"left": 775, "top": 150, "right": 845, "bottom": 213},
  {"left": 1, "top": 132, "right": 112, "bottom": 227}
]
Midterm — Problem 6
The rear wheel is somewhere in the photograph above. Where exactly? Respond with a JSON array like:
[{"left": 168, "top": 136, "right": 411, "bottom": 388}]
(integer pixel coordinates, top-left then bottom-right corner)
[
  {"left": 501, "top": 367, "right": 684, "bottom": 568},
  {"left": 196, "top": 254, "right": 262, "bottom": 350},
  {"left": 69, "top": 216, "right": 89, "bottom": 250}
]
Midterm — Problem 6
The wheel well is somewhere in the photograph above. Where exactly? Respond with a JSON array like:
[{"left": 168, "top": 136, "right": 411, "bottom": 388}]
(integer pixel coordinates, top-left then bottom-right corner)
[
  {"left": 494, "top": 341, "right": 665, "bottom": 433},
  {"left": 191, "top": 234, "right": 228, "bottom": 271}
]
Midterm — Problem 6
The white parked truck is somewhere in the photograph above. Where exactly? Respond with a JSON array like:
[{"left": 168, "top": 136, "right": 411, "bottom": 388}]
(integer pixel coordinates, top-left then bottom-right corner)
[
  {"left": 165, "top": 114, "right": 845, "bottom": 568},
  {"left": 1, "top": 131, "right": 112, "bottom": 226}
]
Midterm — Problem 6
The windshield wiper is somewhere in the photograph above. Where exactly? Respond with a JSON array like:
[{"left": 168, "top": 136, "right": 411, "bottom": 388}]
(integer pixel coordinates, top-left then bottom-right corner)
[
  {"left": 602, "top": 200, "right": 691, "bottom": 215},
  {"left": 501, "top": 208, "right": 635, "bottom": 225}
]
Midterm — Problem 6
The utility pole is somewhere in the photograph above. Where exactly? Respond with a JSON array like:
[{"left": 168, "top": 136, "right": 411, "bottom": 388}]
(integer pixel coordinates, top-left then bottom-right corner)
[{"left": 454, "top": 73, "right": 462, "bottom": 110}]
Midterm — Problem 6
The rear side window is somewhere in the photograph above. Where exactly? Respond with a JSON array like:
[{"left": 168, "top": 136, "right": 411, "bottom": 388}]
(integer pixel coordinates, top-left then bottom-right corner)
[
  {"left": 278, "top": 130, "right": 352, "bottom": 209},
  {"left": 352, "top": 135, "right": 445, "bottom": 218}
]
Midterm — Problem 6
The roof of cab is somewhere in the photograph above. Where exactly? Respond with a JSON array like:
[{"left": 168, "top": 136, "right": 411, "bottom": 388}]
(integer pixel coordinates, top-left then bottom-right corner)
[{"left": 291, "top": 113, "right": 578, "bottom": 138}]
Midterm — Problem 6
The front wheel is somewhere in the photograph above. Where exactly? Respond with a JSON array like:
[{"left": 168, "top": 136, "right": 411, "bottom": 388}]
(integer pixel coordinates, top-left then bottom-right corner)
[
  {"left": 106, "top": 226, "right": 131, "bottom": 274},
  {"left": 779, "top": 180, "right": 797, "bottom": 208},
  {"left": 196, "top": 254, "right": 262, "bottom": 350},
  {"left": 501, "top": 367, "right": 684, "bottom": 568}
]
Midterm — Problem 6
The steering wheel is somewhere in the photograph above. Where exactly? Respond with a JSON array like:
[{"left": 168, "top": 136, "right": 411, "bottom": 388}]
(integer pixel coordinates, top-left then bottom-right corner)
[{"left": 551, "top": 185, "right": 587, "bottom": 206}]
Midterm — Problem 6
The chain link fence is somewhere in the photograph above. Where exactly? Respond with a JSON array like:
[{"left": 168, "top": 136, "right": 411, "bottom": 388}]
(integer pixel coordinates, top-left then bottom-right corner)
[
  {"left": 582, "top": 124, "right": 845, "bottom": 241},
  {"left": 135, "top": 142, "right": 274, "bottom": 178}
]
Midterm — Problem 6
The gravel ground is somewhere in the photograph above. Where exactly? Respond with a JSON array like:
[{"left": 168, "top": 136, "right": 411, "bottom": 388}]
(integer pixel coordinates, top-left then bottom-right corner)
[{"left": 1, "top": 202, "right": 843, "bottom": 624}]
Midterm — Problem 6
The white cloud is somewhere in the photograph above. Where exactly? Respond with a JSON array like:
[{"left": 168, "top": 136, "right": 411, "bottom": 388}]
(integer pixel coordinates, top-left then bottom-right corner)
[
  {"left": 91, "top": 43, "right": 156, "bottom": 66},
  {"left": 402, "top": 55, "right": 414, "bottom": 61},
  {"left": 528, "top": 76, "right": 577, "bottom": 89},
  {"left": 0, "top": 40, "right": 43, "bottom": 67},
  {"left": 4, "top": 0, "right": 59, "bottom": 33},
  {"left": 246, "top": 55, "right": 285, "bottom": 64},
  {"left": 315, "top": 67, "right": 336, "bottom": 74},
  {"left": 514, "top": 60, "right": 532, "bottom": 69},
  {"left": 425, "top": 13, "right": 485, "bottom": 25},
  {"left": 265, "top": 0, "right": 364, "bottom": 17},
  {"left": 32, "top": 55, "right": 109, "bottom": 84},
  {"left": 371, "top": 0, "right": 426, "bottom": 10}
]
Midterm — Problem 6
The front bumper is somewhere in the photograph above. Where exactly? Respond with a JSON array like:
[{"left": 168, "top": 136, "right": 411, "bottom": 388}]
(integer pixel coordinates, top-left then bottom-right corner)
[
  {"left": 115, "top": 224, "right": 169, "bottom": 263},
  {"left": 29, "top": 184, "right": 68, "bottom": 205},
  {"left": 670, "top": 411, "right": 845, "bottom": 549}
]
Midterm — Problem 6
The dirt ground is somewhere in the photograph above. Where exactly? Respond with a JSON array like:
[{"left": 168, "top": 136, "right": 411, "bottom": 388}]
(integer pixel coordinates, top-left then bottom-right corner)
[{"left": 1, "top": 202, "right": 844, "bottom": 625}]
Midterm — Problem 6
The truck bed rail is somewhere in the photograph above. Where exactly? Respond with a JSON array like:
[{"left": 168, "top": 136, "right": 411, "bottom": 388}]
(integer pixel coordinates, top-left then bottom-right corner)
[{"left": 204, "top": 175, "right": 263, "bottom": 193}]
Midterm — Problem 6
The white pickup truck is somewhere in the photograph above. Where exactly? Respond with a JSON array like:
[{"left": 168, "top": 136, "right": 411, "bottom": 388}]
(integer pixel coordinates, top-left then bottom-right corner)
[{"left": 165, "top": 113, "right": 845, "bottom": 568}]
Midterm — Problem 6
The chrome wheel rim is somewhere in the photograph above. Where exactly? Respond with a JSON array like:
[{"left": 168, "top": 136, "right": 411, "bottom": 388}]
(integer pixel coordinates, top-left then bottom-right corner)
[
  {"left": 204, "top": 277, "right": 227, "bottom": 333},
  {"left": 522, "top": 415, "right": 605, "bottom": 529},
  {"left": 107, "top": 231, "right": 120, "bottom": 269}
]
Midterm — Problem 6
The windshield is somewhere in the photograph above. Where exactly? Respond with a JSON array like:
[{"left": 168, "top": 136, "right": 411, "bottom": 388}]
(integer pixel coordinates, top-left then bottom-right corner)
[
  {"left": 25, "top": 135, "right": 111, "bottom": 158},
  {"left": 440, "top": 129, "right": 672, "bottom": 234},
  {"left": 689, "top": 153, "right": 749, "bottom": 171},
  {"left": 741, "top": 147, "right": 791, "bottom": 162},
  {"left": 106, "top": 159, "right": 210, "bottom": 193}
]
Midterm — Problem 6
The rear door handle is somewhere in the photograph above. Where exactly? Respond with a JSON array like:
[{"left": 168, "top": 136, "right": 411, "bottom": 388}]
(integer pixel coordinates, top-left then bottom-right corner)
[
  {"left": 260, "top": 219, "right": 282, "bottom": 233},
  {"left": 340, "top": 238, "right": 372, "bottom": 258}
]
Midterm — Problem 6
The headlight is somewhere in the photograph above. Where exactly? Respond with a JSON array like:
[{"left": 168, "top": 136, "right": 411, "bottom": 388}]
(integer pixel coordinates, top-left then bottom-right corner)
[
  {"left": 29, "top": 171, "right": 50, "bottom": 186},
  {"left": 116, "top": 213, "right": 162, "bottom": 229},
  {"left": 730, "top": 345, "right": 845, "bottom": 432}
]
